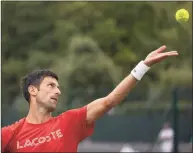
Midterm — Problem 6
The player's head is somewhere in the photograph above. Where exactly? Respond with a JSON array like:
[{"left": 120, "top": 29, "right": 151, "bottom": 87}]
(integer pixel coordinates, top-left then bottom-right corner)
[
  {"left": 21, "top": 69, "right": 61, "bottom": 112},
  {"left": 163, "top": 121, "right": 171, "bottom": 128}
]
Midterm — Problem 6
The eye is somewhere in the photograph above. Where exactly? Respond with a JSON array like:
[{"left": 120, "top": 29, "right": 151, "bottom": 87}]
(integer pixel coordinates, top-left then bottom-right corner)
[{"left": 48, "top": 84, "right": 53, "bottom": 88}]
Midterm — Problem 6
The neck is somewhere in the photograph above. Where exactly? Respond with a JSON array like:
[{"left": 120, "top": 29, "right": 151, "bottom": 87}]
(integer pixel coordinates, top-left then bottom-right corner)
[{"left": 26, "top": 102, "right": 52, "bottom": 124}]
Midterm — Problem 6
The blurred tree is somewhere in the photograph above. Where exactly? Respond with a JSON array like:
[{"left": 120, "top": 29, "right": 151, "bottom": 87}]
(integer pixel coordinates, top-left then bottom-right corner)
[
  {"left": 1, "top": 1, "right": 192, "bottom": 113},
  {"left": 51, "top": 35, "right": 122, "bottom": 112}
]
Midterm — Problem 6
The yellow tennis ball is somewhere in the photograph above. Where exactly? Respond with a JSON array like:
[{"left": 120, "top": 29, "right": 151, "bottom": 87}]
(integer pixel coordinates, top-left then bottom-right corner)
[{"left": 175, "top": 9, "right": 189, "bottom": 23}]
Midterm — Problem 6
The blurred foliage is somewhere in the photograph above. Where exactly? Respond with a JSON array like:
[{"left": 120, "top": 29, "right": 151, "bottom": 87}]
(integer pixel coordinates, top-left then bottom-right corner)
[{"left": 1, "top": 1, "right": 192, "bottom": 114}]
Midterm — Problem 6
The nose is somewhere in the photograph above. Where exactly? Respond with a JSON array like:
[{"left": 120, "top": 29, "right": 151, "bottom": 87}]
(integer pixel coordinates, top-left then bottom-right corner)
[{"left": 56, "top": 88, "right": 61, "bottom": 95}]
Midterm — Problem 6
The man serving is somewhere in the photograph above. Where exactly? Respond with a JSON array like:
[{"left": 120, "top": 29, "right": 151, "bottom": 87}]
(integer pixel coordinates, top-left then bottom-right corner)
[{"left": 2, "top": 45, "right": 178, "bottom": 152}]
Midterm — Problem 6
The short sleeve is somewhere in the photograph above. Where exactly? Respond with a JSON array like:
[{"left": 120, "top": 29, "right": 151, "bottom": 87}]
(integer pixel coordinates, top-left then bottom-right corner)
[
  {"left": 158, "top": 129, "right": 173, "bottom": 140},
  {"left": 65, "top": 106, "right": 95, "bottom": 142},
  {"left": 76, "top": 106, "right": 95, "bottom": 141},
  {"left": 1, "top": 126, "right": 14, "bottom": 152}
]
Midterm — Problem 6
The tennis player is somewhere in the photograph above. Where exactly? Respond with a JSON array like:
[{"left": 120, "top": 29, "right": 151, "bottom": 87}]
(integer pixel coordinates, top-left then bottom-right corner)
[{"left": 2, "top": 46, "right": 178, "bottom": 152}]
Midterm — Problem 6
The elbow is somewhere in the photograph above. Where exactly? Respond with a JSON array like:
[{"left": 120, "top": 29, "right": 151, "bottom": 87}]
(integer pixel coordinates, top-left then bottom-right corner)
[{"left": 104, "top": 95, "right": 116, "bottom": 108}]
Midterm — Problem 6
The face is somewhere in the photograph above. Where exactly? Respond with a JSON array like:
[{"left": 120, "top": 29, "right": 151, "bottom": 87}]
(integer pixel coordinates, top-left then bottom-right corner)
[
  {"left": 30, "top": 76, "right": 61, "bottom": 112},
  {"left": 163, "top": 122, "right": 170, "bottom": 128}
]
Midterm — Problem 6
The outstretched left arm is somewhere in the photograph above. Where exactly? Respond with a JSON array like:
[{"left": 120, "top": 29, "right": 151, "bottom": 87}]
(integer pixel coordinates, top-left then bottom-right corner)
[{"left": 86, "top": 45, "right": 178, "bottom": 125}]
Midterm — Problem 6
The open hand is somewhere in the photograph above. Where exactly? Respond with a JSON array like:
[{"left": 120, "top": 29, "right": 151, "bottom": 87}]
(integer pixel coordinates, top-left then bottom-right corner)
[{"left": 143, "top": 46, "right": 178, "bottom": 67}]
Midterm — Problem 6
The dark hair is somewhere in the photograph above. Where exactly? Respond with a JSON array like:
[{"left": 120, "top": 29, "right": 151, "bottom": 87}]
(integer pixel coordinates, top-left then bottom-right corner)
[{"left": 21, "top": 69, "right": 59, "bottom": 102}]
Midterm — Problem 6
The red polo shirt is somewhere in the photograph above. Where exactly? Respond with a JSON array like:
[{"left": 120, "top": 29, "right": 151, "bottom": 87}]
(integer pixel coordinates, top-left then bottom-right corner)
[{"left": 2, "top": 106, "right": 94, "bottom": 152}]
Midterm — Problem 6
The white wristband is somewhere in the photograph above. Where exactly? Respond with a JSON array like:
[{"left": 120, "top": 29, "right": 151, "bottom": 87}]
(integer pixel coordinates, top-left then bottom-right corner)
[{"left": 131, "top": 61, "right": 150, "bottom": 81}]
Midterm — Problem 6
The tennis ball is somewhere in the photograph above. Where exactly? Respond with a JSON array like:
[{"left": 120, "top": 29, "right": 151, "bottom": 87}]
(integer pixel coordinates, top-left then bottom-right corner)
[{"left": 175, "top": 9, "right": 189, "bottom": 23}]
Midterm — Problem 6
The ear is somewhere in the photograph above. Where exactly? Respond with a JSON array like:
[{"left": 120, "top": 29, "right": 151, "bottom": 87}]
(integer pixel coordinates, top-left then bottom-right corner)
[{"left": 28, "top": 85, "right": 38, "bottom": 96}]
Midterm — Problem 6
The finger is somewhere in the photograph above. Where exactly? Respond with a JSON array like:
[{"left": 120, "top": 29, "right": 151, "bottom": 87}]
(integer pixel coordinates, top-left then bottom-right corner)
[
  {"left": 165, "top": 51, "right": 178, "bottom": 56},
  {"left": 157, "top": 51, "right": 178, "bottom": 60},
  {"left": 155, "top": 45, "right": 167, "bottom": 53},
  {"left": 145, "top": 50, "right": 178, "bottom": 64}
]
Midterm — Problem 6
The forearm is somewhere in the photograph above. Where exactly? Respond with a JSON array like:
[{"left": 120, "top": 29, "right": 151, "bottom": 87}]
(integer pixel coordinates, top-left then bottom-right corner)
[
  {"left": 105, "top": 60, "right": 150, "bottom": 107},
  {"left": 106, "top": 74, "right": 137, "bottom": 107},
  {"left": 160, "top": 137, "right": 173, "bottom": 141},
  {"left": 86, "top": 74, "right": 138, "bottom": 124},
  {"left": 87, "top": 61, "right": 149, "bottom": 124}
]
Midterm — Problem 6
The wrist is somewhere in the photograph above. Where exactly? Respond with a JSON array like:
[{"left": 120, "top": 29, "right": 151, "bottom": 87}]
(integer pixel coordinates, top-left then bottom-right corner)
[
  {"left": 131, "top": 60, "right": 150, "bottom": 81},
  {"left": 143, "top": 60, "right": 151, "bottom": 67}
]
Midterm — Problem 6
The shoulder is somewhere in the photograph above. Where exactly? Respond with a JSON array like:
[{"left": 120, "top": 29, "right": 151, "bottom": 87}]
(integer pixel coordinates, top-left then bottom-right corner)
[
  {"left": 57, "top": 106, "right": 87, "bottom": 121},
  {"left": 2, "top": 118, "right": 25, "bottom": 134},
  {"left": 59, "top": 106, "right": 87, "bottom": 116}
]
